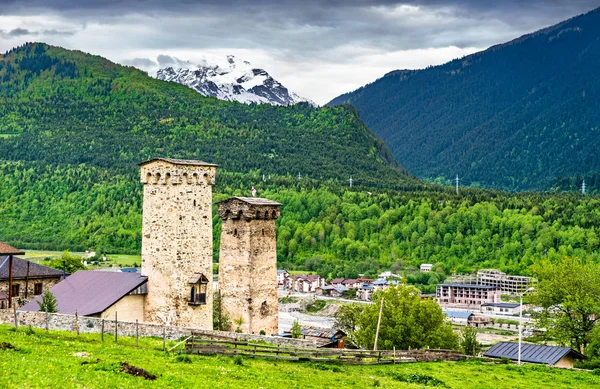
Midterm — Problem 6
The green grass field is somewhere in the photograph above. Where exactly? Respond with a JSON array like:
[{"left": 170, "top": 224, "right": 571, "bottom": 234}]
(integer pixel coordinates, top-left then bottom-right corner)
[{"left": 0, "top": 325, "right": 598, "bottom": 388}]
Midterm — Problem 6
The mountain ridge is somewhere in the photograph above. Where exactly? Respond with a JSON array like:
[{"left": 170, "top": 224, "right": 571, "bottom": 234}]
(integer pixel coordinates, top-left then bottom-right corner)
[
  {"left": 156, "top": 55, "right": 315, "bottom": 106},
  {"left": 328, "top": 6, "right": 600, "bottom": 191}
]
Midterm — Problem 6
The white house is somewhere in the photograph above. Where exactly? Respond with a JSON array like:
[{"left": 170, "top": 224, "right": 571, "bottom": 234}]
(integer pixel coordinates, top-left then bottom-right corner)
[{"left": 420, "top": 264, "right": 434, "bottom": 272}]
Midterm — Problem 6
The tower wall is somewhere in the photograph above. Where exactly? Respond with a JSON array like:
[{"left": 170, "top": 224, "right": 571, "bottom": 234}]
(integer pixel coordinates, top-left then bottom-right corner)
[
  {"left": 140, "top": 159, "right": 216, "bottom": 328},
  {"left": 218, "top": 198, "right": 280, "bottom": 335}
]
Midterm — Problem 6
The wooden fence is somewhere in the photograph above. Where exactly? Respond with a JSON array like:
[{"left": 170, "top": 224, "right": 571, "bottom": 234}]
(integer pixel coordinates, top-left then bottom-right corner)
[{"left": 184, "top": 335, "right": 468, "bottom": 365}]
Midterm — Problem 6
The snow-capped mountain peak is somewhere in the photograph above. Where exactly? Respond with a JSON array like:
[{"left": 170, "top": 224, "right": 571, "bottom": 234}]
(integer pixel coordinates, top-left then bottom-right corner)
[{"left": 156, "top": 56, "right": 315, "bottom": 106}]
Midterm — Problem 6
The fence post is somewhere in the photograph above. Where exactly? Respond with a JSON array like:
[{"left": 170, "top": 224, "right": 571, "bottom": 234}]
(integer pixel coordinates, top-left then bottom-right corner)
[
  {"left": 45, "top": 308, "right": 49, "bottom": 334},
  {"left": 101, "top": 319, "right": 104, "bottom": 341},
  {"left": 114, "top": 311, "right": 118, "bottom": 343},
  {"left": 393, "top": 346, "right": 396, "bottom": 364},
  {"left": 163, "top": 326, "right": 166, "bottom": 352},
  {"left": 75, "top": 310, "right": 80, "bottom": 336},
  {"left": 12, "top": 299, "right": 18, "bottom": 331},
  {"left": 136, "top": 319, "right": 139, "bottom": 347}
]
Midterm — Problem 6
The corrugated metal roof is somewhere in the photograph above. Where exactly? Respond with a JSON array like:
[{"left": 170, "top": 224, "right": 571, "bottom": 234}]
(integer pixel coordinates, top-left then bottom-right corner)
[
  {"left": 20, "top": 270, "right": 147, "bottom": 316},
  {"left": 484, "top": 342, "right": 585, "bottom": 365},
  {"left": 138, "top": 157, "right": 218, "bottom": 167},
  {"left": 445, "top": 311, "right": 473, "bottom": 319},
  {"left": 0, "top": 242, "right": 24, "bottom": 255},
  {"left": 0, "top": 256, "right": 64, "bottom": 280},
  {"left": 481, "top": 302, "right": 520, "bottom": 308}
]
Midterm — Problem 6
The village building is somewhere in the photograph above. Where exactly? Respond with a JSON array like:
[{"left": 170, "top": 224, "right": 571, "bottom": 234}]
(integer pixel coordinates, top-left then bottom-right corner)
[
  {"left": 341, "top": 279, "right": 360, "bottom": 289},
  {"left": 217, "top": 197, "right": 281, "bottom": 335},
  {"left": 0, "top": 244, "right": 64, "bottom": 309},
  {"left": 356, "top": 283, "right": 374, "bottom": 301},
  {"left": 276, "top": 270, "right": 289, "bottom": 287},
  {"left": 21, "top": 270, "right": 148, "bottom": 322},
  {"left": 480, "top": 302, "right": 522, "bottom": 315},
  {"left": 298, "top": 325, "right": 347, "bottom": 348},
  {"left": 420, "top": 264, "right": 434, "bottom": 272},
  {"left": 445, "top": 269, "right": 535, "bottom": 297},
  {"left": 436, "top": 283, "right": 501, "bottom": 308},
  {"left": 139, "top": 158, "right": 217, "bottom": 328},
  {"left": 377, "top": 271, "right": 399, "bottom": 279},
  {"left": 287, "top": 274, "right": 324, "bottom": 293},
  {"left": 445, "top": 311, "right": 490, "bottom": 327},
  {"left": 484, "top": 342, "right": 585, "bottom": 368},
  {"left": 476, "top": 269, "right": 534, "bottom": 296},
  {"left": 330, "top": 278, "right": 345, "bottom": 286},
  {"left": 318, "top": 285, "right": 349, "bottom": 297}
]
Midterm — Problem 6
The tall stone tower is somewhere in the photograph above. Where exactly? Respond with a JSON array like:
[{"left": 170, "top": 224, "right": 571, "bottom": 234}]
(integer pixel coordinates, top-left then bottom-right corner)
[
  {"left": 139, "top": 158, "right": 217, "bottom": 328},
  {"left": 217, "top": 197, "right": 281, "bottom": 335}
]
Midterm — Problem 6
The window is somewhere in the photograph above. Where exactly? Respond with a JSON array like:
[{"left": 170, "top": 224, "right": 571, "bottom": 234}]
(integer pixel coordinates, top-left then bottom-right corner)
[
  {"left": 233, "top": 228, "right": 238, "bottom": 236},
  {"left": 34, "top": 283, "right": 43, "bottom": 295},
  {"left": 188, "top": 273, "right": 209, "bottom": 305},
  {"left": 11, "top": 284, "right": 20, "bottom": 297}
]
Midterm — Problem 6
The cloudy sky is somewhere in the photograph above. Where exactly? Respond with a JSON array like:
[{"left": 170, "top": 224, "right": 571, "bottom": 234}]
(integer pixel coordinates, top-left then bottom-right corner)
[{"left": 0, "top": 0, "right": 598, "bottom": 104}]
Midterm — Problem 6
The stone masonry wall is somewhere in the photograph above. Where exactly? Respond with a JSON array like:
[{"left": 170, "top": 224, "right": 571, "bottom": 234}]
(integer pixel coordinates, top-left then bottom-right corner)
[
  {"left": 0, "top": 278, "right": 61, "bottom": 308},
  {"left": 140, "top": 160, "right": 216, "bottom": 329},
  {"left": 218, "top": 199, "right": 280, "bottom": 335},
  {"left": 0, "top": 309, "right": 318, "bottom": 348}
]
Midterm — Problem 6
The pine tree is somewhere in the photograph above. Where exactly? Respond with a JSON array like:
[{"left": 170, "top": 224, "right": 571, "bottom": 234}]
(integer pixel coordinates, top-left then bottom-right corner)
[{"left": 37, "top": 290, "right": 58, "bottom": 313}]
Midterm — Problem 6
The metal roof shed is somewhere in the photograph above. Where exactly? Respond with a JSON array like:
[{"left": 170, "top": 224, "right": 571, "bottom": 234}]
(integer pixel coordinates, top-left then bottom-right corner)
[{"left": 484, "top": 342, "right": 585, "bottom": 368}]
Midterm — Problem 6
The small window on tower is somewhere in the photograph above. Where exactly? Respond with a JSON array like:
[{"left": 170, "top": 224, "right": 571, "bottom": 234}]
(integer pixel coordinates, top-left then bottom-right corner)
[
  {"left": 193, "top": 199, "right": 196, "bottom": 207},
  {"left": 188, "top": 273, "right": 209, "bottom": 305},
  {"left": 34, "top": 283, "right": 43, "bottom": 295},
  {"left": 234, "top": 229, "right": 238, "bottom": 236},
  {"left": 262, "top": 228, "right": 265, "bottom": 236}
]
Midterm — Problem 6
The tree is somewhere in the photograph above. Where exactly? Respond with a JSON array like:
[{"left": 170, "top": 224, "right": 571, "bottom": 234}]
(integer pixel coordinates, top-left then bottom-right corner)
[
  {"left": 49, "top": 251, "right": 86, "bottom": 274},
  {"left": 334, "top": 303, "right": 365, "bottom": 334},
  {"left": 459, "top": 327, "right": 481, "bottom": 356},
  {"left": 351, "top": 285, "right": 458, "bottom": 350},
  {"left": 212, "top": 292, "right": 231, "bottom": 331},
  {"left": 530, "top": 257, "right": 600, "bottom": 352},
  {"left": 233, "top": 317, "right": 244, "bottom": 333},
  {"left": 291, "top": 320, "right": 302, "bottom": 339},
  {"left": 37, "top": 290, "right": 58, "bottom": 313}
]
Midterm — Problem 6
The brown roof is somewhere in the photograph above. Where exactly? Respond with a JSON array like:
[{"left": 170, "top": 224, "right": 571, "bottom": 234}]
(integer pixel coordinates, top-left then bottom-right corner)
[
  {"left": 20, "top": 270, "right": 148, "bottom": 316},
  {"left": 342, "top": 279, "right": 358, "bottom": 285},
  {"left": 217, "top": 196, "right": 281, "bottom": 206},
  {"left": 0, "top": 256, "right": 64, "bottom": 280},
  {"left": 138, "top": 157, "right": 218, "bottom": 167},
  {"left": 0, "top": 242, "right": 24, "bottom": 255},
  {"left": 330, "top": 278, "right": 345, "bottom": 284}
]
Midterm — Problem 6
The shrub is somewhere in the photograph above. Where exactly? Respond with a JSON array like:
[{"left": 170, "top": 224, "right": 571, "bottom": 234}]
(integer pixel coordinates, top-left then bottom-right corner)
[
  {"left": 390, "top": 373, "right": 447, "bottom": 387},
  {"left": 175, "top": 354, "right": 192, "bottom": 364},
  {"left": 233, "top": 356, "right": 244, "bottom": 366}
]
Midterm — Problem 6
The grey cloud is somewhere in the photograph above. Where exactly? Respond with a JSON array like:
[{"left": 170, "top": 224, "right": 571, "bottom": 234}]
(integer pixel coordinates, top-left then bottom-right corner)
[
  {"left": 121, "top": 57, "right": 158, "bottom": 68},
  {"left": 0, "top": 27, "right": 76, "bottom": 38}
]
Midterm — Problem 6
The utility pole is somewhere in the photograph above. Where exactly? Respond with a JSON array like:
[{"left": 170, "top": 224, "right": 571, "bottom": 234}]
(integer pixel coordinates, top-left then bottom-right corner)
[
  {"left": 455, "top": 174, "right": 459, "bottom": 195},
  {"left": 349, "top": 176, "right": 353, "bottom": 188},
  {"left": 373, "top": 297, "right": 384, "bottom": 351},
  {"left": 582, "top": 180, "right": 586, "bottom": 195},
  {"left": 262, "top": 174, "right": 266, "bottom": 182}
]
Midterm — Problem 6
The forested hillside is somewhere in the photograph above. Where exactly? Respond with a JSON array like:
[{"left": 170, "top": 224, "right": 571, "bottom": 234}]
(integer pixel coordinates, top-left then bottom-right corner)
[
  {"left": 329, "top": 7, "right": 600, "bottom": 191},
  {"left": 0, "top": 43, "right": 599, "bottom": 281},
  {"left": 0, "top": 43, "right": 410, "bottom": 187}
]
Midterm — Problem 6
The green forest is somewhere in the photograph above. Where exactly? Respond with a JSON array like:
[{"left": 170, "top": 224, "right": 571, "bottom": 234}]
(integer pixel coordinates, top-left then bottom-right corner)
[
  {"left": 329, "top": 7, "right": 600, "bottom": 191},
  {"left": 0, "top": 43, "right": 598, "bottom": 283}
]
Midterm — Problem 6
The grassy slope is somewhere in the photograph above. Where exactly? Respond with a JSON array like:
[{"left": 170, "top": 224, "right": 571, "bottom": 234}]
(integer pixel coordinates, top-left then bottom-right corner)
[{"left": 0, "top": 325, "right": 597, "bottom": 388}]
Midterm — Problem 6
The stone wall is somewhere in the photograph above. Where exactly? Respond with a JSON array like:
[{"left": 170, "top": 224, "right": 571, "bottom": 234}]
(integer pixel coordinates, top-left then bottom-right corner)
[
  {"left": 140, "top": 159, "right": 216, "bottom": 329},
  {"left": 0, "top": 309, "right": 317, "bottom": 348},
  {"left": 218, "top": 198, "right": 280, "bottom": 335},
  {"left": 0, "top": 277, "right": 61, "bottom": 308}
]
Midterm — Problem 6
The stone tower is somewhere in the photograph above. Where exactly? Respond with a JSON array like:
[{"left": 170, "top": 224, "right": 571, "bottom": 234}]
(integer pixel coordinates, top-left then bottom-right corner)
[
  {"left": 139, "top": 158, "right": 217, "bottom": 328},
  {"left": 217, "top": 197, "right": 281, "bottom": 335}
]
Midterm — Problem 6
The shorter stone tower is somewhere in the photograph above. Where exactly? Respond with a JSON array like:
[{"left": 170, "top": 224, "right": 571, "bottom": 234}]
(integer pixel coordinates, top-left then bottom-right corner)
[{"left": 217, "top": 197, "right": 281, "bottom": 335}]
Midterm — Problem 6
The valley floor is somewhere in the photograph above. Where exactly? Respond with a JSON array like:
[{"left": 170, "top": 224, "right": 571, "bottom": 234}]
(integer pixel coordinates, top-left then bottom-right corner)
[{"left": 0, "top": 325, "right": 598, "bottom": 388}]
